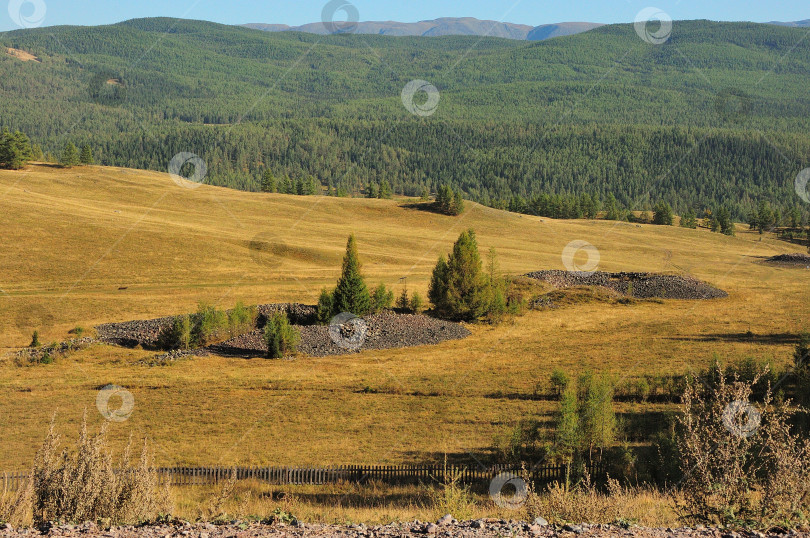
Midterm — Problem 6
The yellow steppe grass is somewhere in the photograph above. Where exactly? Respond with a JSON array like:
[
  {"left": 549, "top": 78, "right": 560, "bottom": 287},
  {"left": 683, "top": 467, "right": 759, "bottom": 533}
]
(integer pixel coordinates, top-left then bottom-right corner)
[{"left": 0, "top": 164, "right": 807, "bottom": 472}]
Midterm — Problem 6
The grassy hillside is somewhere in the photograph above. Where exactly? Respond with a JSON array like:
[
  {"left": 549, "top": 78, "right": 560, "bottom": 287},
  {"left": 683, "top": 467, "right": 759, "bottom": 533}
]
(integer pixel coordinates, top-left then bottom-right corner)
[
  {"left": 0, "top": 164, "right": 807, "bottom": 471},
  {"left": 0, "top": 19, "right": 809, "bottom": 218}
]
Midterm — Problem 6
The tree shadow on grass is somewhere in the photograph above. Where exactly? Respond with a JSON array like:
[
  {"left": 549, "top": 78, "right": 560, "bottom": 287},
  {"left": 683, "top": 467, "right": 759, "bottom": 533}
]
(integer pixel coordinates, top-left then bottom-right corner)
[{"left": 665, "top": 332, "right": 802, "bottom": 345}]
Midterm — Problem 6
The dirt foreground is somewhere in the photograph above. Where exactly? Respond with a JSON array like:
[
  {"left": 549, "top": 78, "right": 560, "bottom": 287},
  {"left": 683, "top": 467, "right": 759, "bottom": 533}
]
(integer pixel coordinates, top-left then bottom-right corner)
[{"left": 1, "top": 520, "right": 801, "bottom": 538}]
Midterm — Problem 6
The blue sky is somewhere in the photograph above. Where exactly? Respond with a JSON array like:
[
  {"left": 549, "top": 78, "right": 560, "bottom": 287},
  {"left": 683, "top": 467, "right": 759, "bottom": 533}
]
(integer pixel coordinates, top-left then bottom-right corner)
[{"left": 2, "top": 0, "right": 808, "bottom": 32}]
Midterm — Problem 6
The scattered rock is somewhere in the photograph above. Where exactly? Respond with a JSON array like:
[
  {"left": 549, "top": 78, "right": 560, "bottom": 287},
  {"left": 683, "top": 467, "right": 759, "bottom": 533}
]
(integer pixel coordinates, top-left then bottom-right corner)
[
  {"left": 438, "top": 515, "right": 453, "bottom": 525},
  {"left": 1, "top": 520, "right": 807, "bottom": 537}
]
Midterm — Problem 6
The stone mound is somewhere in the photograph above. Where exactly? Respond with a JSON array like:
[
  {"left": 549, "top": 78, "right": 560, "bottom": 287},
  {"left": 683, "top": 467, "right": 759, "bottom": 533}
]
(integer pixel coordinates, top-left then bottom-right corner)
[
  {"left": 212, "top": 310, "right": 471, "bottom": 358},
  {"left": 764, "top": 253, "right": 810, "bottom": 267},
  {"left": 524, "top": 270, "right": 727, "bottom": 300},
  {"left": 95, "top": 304, "right": 470, "bottom": 357}
]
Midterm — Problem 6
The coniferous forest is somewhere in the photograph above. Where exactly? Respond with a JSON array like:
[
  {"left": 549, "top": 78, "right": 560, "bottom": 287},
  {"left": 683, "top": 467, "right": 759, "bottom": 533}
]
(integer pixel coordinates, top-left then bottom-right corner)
[{"left": 1, "top": 18, "right": 809, "bottom": 221}]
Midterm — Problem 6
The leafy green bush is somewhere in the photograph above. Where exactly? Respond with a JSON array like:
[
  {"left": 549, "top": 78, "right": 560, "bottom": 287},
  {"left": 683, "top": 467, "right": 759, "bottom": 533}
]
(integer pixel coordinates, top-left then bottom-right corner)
[
  {"left": 371, "top": 283, "right": 394, "bottom": 313},
  {"left": 263, "top": 312, "right": 300, "bottom": 359},
  {"left": 157, "top": 314, "right": 192, "bottom": 350},
  {"left": 191, "top": 302, "right": 229, "bottom": 346},
  {"left": 227, "top": 301, "right": 256, "bottom": 337}
]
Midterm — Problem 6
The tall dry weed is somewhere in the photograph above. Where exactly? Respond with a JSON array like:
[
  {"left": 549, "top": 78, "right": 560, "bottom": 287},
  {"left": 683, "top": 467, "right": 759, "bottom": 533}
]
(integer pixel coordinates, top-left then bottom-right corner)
[
  {"left": 678, "top": 369, "right": 810, "bottom": 529},
  {"left": 31, "top": 414, "right": 170, "bottom": 525}
]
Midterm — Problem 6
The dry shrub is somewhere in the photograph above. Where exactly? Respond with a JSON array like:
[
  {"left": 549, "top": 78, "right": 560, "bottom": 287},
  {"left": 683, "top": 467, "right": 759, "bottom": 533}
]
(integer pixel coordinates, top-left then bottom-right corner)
[
  {"left": 520, "top": 468, "right": 672, "bottom": 527},
  {"left": 31, "top": 415, "right": 171, "bottom": 525},
  {"left": 198, "top": 469, "right": 237, "bottom": 521},
  {"left": 0, "top": 475, "right": 33, "bottom": 526},
  {"left": 428, "top": 459, "right": 476, "bottom": 520},
  {"left": 523, "top": 472, "right": 617, "bottom": 524},
  {"left": 678, "top": 369, "right": 810, "bottom": 529}
]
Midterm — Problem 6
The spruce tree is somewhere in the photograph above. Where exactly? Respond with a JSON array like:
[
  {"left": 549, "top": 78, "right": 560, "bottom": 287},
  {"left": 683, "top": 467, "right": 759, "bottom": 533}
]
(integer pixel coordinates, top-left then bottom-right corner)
[
  {"left": 378, "top": 180, "right": 392, "bottom": 199},
  {"left": 451, "top": 190, "right": 465, "bottom": 215},
  {"left": 681, "top": 208, "right": 698, "bottom": 229},
  {"left": 428, "top": 229, "right": 490, "bottom": 321},
  {"left": 653, "top": 201, "right": 674, "bottom": 225},
  {"left": 605, "top": 193, "right": 622, "bottom": 221},
  {"left": 0, "top": 129, "right": 33, "bottom": 170},
  {"left": 261, "top": 169, "right": 276, "bottom": 192},
  {"left": 79, "top": 144, "right": 94, "bottom": 164},
  {"left": 60, "top": 142, "right": 80, "bottom": 168},
  {"left": 331, "top": 235, "right": 372, "bottom": 316},
  {"left": 718, "top": 206, "right": 735, "bottom": 236}
]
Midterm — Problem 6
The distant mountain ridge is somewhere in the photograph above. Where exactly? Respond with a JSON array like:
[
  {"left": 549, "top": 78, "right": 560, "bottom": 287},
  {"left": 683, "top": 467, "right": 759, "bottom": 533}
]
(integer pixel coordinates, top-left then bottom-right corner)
[
  {"left": 768, "top": 20, "right": 810, "bottom": 28},
  {"left": 243, "top": 17, "right": 604, "bottom": 41}
]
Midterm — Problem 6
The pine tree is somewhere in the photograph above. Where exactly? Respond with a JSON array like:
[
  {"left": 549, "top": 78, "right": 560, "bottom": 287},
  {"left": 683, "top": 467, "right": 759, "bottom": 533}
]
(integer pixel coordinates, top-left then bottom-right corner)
[
  {"left": 331, "top": 235, "right": 372, "bottom": 316},
  {"left": 60, "top": 142, "right": 80, "bottom": 168},
  {"left": 396, "top": 287, "right": 409, "bottom": 311},
  {"left": 79, "top": 144, "right": 94, "bottom": 165},
  {"left": 261, "top": 169, "right": 276, "bottom": 192}
]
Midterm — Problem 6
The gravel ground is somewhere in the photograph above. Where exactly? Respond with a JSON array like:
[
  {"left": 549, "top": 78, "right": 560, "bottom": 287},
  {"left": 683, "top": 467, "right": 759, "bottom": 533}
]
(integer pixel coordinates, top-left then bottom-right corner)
[
  {"left": 764, "top": 253, "right": 810, "bottom": 267},
  {"left": 212, "top": 310, "right": 471, "bottom": 357},
  {"left": 524, "top": 271, "right": 727, "bottom": 300},
  {"left": 1, "top": 519, "right": 800, "bottom": 538}
]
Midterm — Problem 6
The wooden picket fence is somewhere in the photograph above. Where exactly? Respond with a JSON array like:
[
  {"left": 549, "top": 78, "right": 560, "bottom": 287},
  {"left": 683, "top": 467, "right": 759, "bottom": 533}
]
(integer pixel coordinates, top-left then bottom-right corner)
[{"left": 2, "top": 463, "right": 603, "bottom": 491}]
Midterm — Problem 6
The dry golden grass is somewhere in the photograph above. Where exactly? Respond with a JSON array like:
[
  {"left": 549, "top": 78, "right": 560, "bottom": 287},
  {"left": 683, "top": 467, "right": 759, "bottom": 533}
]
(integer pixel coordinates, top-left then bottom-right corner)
[
  {"left": 5, "top": 47, "right": 40, "bottom": 62},
  {"left": 0, "top": 163, "right": 807, "bottom": 473},
  {"left": 169, "top": 479, "right": 678, "bottom": 526}
]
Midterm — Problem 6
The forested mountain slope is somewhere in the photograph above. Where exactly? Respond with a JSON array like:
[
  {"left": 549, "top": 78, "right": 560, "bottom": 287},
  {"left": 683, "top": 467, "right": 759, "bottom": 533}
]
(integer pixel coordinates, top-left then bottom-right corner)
[{"left": 1, "top": 18, "right": 809, "bottom": 219}]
